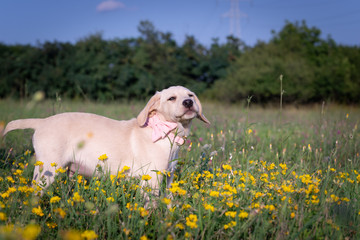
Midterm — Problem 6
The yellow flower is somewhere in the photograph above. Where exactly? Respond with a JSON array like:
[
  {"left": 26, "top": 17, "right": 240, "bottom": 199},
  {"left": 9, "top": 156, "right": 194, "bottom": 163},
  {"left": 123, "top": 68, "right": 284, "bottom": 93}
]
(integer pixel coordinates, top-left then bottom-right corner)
[
  {"left": 62, "top": 230, "right": 82, "bottom": 240},
  {"left": 176, "top": 223, "right": 185, "bottom": 230},
  {"left": 139, "top": 207, "right": 149, "bottom": 217},
  {"left": 51, "top": 162, "right": 58, "bottom": 167},
  {"left": 24, "top": 150, "right": 32, "bottom": 156},
  {"left": 50, "top": 196, "right": 61, "bottom": 204},
  {"left": 279, "top": 163, "right": 287, "bottom": 170},
  {"left": 186, "top": 214, "right": 198, "bottom": 229},
  {"left": 8, "top": 187, "right": 17, "bottom": 193},
  {"left": 209, "top": 191, "right": 220, "bottom": 197},
  {"left": 32, "top": 206, "right": 44, "bottom": 217},
  {"left": 72, "top": 192, "right": 85, "bottom": 203},
  {"left": 330, "top": 194, "right": 339, "bottom": 203},
  {"left": 203, "top": 203, "right": 215, "bottom": 212},
  {"left": 311, "top": 195, "right": 320, "bottom": 204},
  {"left": 225, "top": 211, "right": 237, "bottom": 218},
  {"left": 34, "top": 161, "right": 44, "bottom": 166},
  {"left": 98, "top": 154, "right": 108, "bottom": 162},
  {"left": 0, "top": 212, "right": 6, "bottom": 221},
  {"left": 22, "top": 224, "right": 41, "bottom": 240},
  {"left": 6, "top": 176, "right": 15, "bottom": 183},
  {"left": 162, "top": 197, "right": 171, "bottom": 205},
  {"left": 55, "top": 167, "right": 67, "bottom": 173},
  {"left": 121, "top": 166, "right": 130, "bottom": 172},
  {"left": 265, "top": 205, "right": 276, "bottom": 212},
  {"left": 46, "top": 222, "right": 57, "bottom": 229},
  {"left": 126, "top": 203, "right": 138, "bottom": 211},
  {"left": 224, "top": 221, "right": 236, "bottom": 229},
  {"left": 182, "top": 204, "right": 191, "bottom": 211},
  {"left": 238, "top": 210, "right": 249, "bottom": 219},
  {"left": 123, "top": 228, "right": 130, "bottom": 235},
  {"left": 54, "top": 208, "right": 67, "bottom": 218},
  {"left": 141, "top": 175, "right": 152, "bottom": 181},
  {"left": 13, "top": 169, "right": 23, "bottom": 176},
  {"left": 140, "top": 235, "right": 149, "bottom": 240},
  {"left": 291, "top": 212, "right": 295, "bottom": 218},
  {"left": 81, "top": 230, "right": 98, "bottom": 240},
  {"left": 247, "top": 129, "right": 253, "bottom": 134},
  {"left": 222, "top": 164, "right": 232, "bottom": 171},
  {"left": 169, "top": 183, "right": 187, "bottom": 195}
]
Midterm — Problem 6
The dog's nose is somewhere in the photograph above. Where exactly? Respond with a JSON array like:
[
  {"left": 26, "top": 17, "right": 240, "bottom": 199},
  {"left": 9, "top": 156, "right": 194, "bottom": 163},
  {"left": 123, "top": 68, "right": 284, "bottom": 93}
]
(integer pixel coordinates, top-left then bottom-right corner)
[{"left": 183, "top": 99, "right": 193, "bottom": 108}]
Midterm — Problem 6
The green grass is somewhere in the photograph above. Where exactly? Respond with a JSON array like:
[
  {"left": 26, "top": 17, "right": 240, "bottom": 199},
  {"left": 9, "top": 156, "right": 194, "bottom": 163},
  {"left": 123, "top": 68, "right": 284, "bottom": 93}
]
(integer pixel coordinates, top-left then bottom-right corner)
[{"left": 0, "top": 99, "right": 359, "bottom": 239}]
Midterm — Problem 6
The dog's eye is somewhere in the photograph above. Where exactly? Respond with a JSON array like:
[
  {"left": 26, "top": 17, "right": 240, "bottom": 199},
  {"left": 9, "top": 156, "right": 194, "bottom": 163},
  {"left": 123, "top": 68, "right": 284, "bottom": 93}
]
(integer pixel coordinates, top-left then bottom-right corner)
[
  {"left": 168, "top": 96, "right": 176, "bottom": 101},
  {"left": 188, "top": 94, "right": 194, "bottom": 97}
]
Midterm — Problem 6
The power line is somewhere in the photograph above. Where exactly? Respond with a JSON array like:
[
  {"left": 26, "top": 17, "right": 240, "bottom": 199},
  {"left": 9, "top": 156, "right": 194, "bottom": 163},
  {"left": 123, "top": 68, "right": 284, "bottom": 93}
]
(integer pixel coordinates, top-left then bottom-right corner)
[{"left": 223, "top": 0, "right": 249, "bottom": 39}]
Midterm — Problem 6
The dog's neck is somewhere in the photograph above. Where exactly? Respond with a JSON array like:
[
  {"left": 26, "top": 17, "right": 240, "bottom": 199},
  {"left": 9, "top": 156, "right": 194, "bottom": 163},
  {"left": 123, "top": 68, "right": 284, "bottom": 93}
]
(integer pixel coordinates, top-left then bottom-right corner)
[{"left": 146, "top": 114, "right": 187, "bottom": 145}]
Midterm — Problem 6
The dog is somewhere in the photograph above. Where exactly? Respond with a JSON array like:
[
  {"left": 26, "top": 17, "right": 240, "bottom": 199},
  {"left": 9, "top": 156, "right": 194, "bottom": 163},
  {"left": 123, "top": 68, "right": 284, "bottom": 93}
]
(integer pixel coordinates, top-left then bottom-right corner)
[{"left": 3, "top": 86, "right": 210, "bottom": 196}]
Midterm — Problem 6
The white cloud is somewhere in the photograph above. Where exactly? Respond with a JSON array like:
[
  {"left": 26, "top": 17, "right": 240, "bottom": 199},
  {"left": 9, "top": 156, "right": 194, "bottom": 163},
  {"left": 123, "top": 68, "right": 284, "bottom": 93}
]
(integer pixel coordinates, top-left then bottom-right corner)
[{"left": 96, "top": 0, "right": 125, "bottom": 12}]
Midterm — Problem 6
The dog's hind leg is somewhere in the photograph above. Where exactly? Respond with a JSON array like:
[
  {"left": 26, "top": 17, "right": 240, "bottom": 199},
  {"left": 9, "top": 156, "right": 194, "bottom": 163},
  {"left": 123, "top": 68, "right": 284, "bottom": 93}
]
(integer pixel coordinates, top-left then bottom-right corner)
[
  {"left": 32, "top": 162, "right": 56, "bottom": 193},
  {"left": 31, "top": 146, "right": 64, "bottom": 194}
]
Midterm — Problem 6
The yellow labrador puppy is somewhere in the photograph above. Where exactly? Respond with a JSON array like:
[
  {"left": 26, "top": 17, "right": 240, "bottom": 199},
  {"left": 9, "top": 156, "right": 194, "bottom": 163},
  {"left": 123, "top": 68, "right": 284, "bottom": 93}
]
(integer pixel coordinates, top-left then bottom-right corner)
[{"left": 3, "top": 86, "right": 209, "bottom": 195}]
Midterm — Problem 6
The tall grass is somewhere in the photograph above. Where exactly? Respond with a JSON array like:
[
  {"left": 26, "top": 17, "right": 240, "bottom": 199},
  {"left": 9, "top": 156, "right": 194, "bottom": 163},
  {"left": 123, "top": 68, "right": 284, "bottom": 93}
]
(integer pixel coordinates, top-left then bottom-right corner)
[{"left": 0, "top": 99, "right": 359, "bottom": 239}]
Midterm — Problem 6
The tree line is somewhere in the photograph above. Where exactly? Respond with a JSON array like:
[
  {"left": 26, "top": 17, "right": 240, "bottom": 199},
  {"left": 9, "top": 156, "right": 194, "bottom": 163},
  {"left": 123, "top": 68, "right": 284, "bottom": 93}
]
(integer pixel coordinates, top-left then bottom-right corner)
[{"left": 0, "top": 20, "right": 359, "bottom": 103}]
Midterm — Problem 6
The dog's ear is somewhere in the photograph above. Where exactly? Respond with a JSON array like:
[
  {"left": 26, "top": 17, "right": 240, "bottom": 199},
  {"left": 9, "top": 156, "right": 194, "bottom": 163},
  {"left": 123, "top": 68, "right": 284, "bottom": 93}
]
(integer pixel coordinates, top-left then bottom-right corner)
[
  {"left": 193, "top": 94, "right": 210, "bottom": 125},
  {"left": 137, "top": 92, "right": 161, "bottom": 126}
]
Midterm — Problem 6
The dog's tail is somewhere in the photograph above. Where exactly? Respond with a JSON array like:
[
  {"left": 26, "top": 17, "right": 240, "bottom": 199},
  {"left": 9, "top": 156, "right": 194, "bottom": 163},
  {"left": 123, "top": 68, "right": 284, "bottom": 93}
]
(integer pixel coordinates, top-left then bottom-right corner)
[{"left": 3, "top": 119, "right": 43, "bottom": 136}]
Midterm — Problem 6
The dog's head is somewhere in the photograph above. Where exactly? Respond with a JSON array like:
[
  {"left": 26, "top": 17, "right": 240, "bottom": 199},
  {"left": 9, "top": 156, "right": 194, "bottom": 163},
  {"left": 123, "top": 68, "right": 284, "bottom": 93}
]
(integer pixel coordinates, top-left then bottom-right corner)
[{"left": 137, "top": 86, "right": 210, "bottom": 127}]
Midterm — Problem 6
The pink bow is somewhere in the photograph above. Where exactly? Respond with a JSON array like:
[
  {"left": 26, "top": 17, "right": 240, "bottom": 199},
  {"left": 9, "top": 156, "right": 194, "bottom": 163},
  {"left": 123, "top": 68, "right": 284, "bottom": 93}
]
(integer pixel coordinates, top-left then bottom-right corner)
[{"left": 147, "top": 115, "right": 185, "bottom": 145}]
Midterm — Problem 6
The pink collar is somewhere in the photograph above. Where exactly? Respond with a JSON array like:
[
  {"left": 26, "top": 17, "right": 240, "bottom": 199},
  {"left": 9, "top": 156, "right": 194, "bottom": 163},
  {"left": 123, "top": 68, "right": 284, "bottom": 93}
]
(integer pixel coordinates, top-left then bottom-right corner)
[{"left": 147, "top": 115, "right": 185, "bottom": 145}]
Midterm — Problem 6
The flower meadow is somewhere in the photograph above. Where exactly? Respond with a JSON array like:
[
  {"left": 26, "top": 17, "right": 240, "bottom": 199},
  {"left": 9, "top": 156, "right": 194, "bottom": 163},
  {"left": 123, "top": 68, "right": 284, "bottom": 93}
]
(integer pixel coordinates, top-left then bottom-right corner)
[{"left": 0, "top": 100, "right": 359, "bottom": 239}]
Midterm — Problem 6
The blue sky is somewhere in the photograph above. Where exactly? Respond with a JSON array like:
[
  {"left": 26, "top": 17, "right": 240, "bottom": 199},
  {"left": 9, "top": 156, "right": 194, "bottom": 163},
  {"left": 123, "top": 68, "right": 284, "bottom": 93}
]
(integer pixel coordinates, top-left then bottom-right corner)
[{"left": 1, "top": 0, "right": 359, "bottom": 47}]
